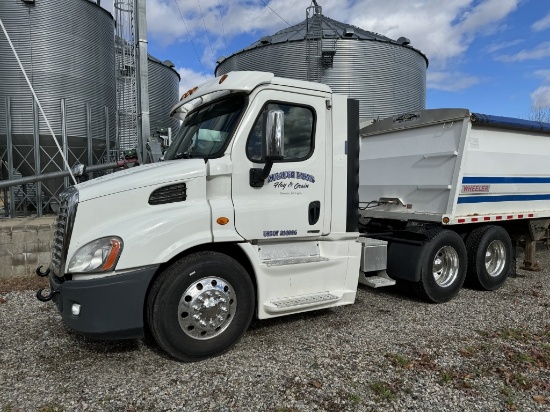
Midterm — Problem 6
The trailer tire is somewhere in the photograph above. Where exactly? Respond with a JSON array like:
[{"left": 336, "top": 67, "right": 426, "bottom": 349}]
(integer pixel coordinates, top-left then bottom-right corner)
[
  {"left": 413, "top": 229, "right": 467, "bottom": 303},
  {"left": 465, "top": 225, "right": 511, "bottom": 290},
  {"left": 146, "top": 251, "right": 255, "bottom": 362}
]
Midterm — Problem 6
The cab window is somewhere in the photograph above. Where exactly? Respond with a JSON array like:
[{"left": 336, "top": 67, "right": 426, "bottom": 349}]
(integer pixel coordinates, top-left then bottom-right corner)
[{"left": 247, "top": 103, "right": 315, "bottom": 162}]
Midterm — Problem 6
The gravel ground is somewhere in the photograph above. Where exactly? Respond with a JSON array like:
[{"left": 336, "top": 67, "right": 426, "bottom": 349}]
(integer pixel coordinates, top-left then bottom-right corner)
[{"left": 0, "top": 249, "right": 549, "bottom": 412}]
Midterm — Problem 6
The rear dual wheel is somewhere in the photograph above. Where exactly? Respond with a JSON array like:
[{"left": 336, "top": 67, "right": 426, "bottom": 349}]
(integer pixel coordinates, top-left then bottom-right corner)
[
  {"left": 414, "top": 229, "right": 467, "bottom": 303},
  {"left": 465, "top": 225, "right": 512, "bottom": 290}
]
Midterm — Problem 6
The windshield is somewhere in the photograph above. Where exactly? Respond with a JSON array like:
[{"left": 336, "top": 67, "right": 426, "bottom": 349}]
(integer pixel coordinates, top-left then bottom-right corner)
[{"left": 164, "top": 95, "right": 246, "bottom": 160}]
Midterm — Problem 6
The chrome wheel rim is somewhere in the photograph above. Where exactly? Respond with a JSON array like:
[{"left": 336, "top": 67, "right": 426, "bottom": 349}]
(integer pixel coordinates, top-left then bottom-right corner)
[
  {"left": 485, "top": 240, "right": 506, "bottom": 277},
  {"left": 178, "top": 277, "right": 237, "bottom": 340},
  {"left": 432, "top": 246, "right": 459, "bottom": 287}
]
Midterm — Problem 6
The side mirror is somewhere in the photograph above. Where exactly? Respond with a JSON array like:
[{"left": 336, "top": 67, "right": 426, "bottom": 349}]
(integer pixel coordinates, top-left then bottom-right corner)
[
  {"left": 249, "top": 109, "right": 285, "bottom": 187},
  {"left": 71, "top": 163, "right": 86, "bottom": 177},
  {"left": 265, "top": 110, "right": 284, "bottom": 160}
]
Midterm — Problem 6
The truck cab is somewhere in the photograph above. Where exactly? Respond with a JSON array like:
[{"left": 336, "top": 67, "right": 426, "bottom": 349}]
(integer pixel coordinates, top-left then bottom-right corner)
[{"left": 40, "top": 71, "right": 364, "bottom": 361}]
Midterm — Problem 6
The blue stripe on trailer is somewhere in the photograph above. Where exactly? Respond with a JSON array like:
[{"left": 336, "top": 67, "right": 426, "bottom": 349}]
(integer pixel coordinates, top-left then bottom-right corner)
[
  {"left": 462, "top": 177, "right": 550, "bottom": 184},
  {"left": 457, "top": 193, "right": 550, "bottom": 204}
]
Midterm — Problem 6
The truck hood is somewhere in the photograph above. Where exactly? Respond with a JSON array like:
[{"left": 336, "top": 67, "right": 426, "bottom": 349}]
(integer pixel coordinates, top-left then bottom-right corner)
[{"left": 76, "top": 159, "right": 207, "bottom": 202}]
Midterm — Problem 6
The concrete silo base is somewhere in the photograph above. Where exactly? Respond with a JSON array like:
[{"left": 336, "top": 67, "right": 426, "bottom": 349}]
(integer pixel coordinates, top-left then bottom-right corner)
[{"left": 0, "top": 216, "right": 54, "bottom": 278}]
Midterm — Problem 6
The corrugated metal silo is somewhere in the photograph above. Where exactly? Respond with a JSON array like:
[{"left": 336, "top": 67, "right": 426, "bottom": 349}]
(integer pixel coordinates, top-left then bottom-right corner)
[
  {"left": 216, "top": 9, "right": 428, "bottom": 123},
  {"left": 0, "top": 0, "right": 116, "bottom": 200},
  {"left": 148, "top": 55, "right": 181, "bottom": 139}
]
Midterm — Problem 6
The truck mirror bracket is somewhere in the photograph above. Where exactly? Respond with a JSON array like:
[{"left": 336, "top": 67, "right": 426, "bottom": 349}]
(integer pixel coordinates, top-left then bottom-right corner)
[
  {"left": 249, "top": 167, "right": 269, "bottom": 188},
  {"left": 249, "top": 156, "right": 282, "bottom": 188}
]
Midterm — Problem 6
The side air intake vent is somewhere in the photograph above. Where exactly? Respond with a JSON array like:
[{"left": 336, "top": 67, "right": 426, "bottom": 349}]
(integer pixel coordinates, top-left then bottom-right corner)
[{"left": 149, "top": 183, "right": 187, "bottom": 205}]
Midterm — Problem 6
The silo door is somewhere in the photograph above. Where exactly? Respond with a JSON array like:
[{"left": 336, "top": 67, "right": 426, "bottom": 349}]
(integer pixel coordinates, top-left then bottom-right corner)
[{"left": 231, "top": 91, "right": 328, "bottom": 241}]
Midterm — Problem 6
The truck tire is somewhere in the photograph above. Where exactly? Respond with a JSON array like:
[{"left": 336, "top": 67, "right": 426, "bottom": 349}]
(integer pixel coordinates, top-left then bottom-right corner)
[
  {"left": 465, "top": 225, "right": 511, "bottom": 291},
  {"left": 413, "top": 229, "right": 467, "bottom": 303},
  {"left": 146, "top": 251, "right": 255, "bottom": 361}
]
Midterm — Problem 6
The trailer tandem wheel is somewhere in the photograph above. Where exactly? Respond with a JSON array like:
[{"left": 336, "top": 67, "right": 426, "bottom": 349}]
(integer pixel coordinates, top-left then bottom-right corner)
[
  {"left": 146, "top": 251, "right": 255, "bottom": 361},
  {"left": 412, "top": 229, "right": 467, "bottom": 303},
  {"left": 465, "top": 225, "right": 512, "bottom": 291}
]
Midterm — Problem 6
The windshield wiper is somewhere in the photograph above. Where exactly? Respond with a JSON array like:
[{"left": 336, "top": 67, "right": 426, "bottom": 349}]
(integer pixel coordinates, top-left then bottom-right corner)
[{"left": 174, "top": 152, "right": 193, "bottom": 159}]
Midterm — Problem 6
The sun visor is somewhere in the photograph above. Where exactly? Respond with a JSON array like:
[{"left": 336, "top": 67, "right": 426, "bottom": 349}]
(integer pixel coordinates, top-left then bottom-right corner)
[{"left": 170, "top": 71, "right": 274, "bottom": 117}]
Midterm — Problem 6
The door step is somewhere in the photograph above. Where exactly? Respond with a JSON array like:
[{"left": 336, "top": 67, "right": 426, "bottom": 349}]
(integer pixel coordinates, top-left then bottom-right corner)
[
  {"left": 272, "top": 292, "right": 338, "bottom": 308},
  {"left": 258, "top": 241, "right": 328, "bottom": 267},
  {"left": 359, "top": 271, "right": 396, "bottom": 288},
  {"left": 264, "top": 292, "right": 340, "bottom": 314},
  {"left": 265, "top": 256, "right": 328, "bottom": 267}
]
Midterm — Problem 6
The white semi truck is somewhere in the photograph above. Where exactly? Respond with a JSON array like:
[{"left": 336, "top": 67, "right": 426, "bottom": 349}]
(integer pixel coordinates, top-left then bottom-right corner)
[{"left": 36, "top": 72, "right": 550, "bottom": 361}]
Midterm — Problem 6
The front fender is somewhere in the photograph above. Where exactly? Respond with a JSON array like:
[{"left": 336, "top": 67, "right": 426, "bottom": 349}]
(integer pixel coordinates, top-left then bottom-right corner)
[{"left": 67, "top": 176, "right": 213, "bottom": 271}]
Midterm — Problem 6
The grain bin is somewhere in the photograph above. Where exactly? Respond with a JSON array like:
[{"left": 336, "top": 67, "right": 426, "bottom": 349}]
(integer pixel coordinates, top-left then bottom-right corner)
[
  {"left": 216, "top": 6, "right": 428, "bottom": 123},
  {"left": 148, "top": 55, "right": 180, "bottom": 139},
  {"left": 0, "top": 0, "right": 116, "bottom": 199}
]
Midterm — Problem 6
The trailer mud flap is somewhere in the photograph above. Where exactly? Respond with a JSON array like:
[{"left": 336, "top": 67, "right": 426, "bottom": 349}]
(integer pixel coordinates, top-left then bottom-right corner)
[{"left": 386, "top": 240, "right": 424, "bottom": 282}]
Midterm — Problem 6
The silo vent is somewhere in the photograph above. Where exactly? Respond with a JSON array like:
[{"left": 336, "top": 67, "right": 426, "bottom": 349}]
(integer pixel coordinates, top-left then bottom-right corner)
[
  {"left": 343, "top": 28, "right": 355, "bottom": 37},
  {"left": 397, "top": 37, "right": 411, "bottom": 45},
  {"left": 217, "top": 56, "right": 226, "bottom": 64},
  {"left": 311, "top": 0, "right": 322, "bottom": 14},
  {"left": 163, "top": 60, "right": 175, "bottom": 68},
  {"left": 260, "top": 36, "right": 272, "bottom": 45}
]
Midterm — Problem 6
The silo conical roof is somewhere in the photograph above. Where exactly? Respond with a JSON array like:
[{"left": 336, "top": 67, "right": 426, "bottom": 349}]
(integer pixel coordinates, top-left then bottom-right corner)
[
  {"left": 220, "top": 14, "right": 428, "bottom": 66},
  {"left": 216, "top": 11, "right": 428, "bottom": 122}
]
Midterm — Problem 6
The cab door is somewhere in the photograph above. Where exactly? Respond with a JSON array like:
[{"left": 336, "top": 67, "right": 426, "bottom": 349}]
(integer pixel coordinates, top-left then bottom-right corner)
[{"left": 231, "top": 90, "right": 328, "bottom": 241}]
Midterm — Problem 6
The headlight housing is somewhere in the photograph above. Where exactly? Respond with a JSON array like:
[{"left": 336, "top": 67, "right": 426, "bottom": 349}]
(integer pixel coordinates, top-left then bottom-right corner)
[{"left": 68, "top": 237, "right": 123, "bottom": 273}]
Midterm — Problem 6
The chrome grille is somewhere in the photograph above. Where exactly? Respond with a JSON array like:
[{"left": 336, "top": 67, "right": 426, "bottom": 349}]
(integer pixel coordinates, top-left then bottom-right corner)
[
  {"left": 51, "top": 187, "right": 78, "bottom": 277},
  {"left": 51, "top": 201, "right": 67, "bottom": 270}
]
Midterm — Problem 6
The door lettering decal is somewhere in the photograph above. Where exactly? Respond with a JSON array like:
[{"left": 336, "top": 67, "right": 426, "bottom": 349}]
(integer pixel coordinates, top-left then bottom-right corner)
[{"left": 267, "top": 171, "right": 316, "bottom": 193}]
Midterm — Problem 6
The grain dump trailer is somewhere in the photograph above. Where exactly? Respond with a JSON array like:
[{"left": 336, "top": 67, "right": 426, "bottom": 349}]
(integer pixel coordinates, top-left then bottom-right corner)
[
  {"left": 36, "top": 72, "right": 550, "bottom": 361},
  {"left": 358, "top": 109, "right": 550, "bottom": 301}
]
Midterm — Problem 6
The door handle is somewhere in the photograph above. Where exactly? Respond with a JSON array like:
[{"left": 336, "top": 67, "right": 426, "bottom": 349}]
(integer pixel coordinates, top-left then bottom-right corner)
[{"left": 308, "top": 201, "right": 321, "bottom": 225}]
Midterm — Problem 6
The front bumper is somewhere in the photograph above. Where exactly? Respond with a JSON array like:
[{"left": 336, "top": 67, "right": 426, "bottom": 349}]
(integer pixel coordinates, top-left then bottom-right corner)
[{"left": 42, "top": 266, "right": 158, "bottom": 339}]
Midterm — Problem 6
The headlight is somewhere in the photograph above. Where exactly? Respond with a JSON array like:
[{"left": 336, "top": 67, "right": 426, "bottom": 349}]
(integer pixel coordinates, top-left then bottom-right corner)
[{"left": 68, "top": 237, "right": 123, "bottom": 273}]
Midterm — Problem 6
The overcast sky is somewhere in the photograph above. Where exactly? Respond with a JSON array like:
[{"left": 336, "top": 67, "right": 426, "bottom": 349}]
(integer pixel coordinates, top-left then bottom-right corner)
[{"left": 101, "top": 0, "right": 550, "bottom": 118}]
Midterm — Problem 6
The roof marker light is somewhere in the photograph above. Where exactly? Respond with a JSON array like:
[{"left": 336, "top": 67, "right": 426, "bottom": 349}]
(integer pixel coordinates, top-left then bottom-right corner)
[{"left": 180, "top": 86, "right": 199, "bottom": 101}]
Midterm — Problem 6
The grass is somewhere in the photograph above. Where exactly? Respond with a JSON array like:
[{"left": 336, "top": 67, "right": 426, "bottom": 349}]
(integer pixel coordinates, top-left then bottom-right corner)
[
  {"left": 348, "top": 393, "right": 362, "bottom": 405},
  {"left": 501, "top": 386, "right": 517, "bottom": 410},
  {"left": 385, "top": 353, "right": 412, "bottom": 368},
  {"left": 514, "top": 351, "right": 536, "bottom": 365},
  {"left": 459, "top": 346, "right": 475, "bottom": 357},
  {"left": 440, "top": 370, "right": 455, "bottom": 384},
  {"left": 510, "top": 372, "right": 532, "bottom": 390},
  {"left": 369, "top": 381, "right": 397, "bottom": 402},
  {"left": 499, "top": 328, "right": 528, "bottom": 341}
]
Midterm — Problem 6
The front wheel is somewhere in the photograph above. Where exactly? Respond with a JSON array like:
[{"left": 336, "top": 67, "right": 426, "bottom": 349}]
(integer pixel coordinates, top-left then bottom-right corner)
[
  {"left": 413, "top": 229, "right": 467, "bottom": 303},
  {"left": 465, "top": 225, "right": 512, "bottom": 290},
  {"left": 146, "top": 251, "right": 255, "bottom": 361}
]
